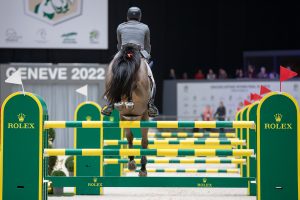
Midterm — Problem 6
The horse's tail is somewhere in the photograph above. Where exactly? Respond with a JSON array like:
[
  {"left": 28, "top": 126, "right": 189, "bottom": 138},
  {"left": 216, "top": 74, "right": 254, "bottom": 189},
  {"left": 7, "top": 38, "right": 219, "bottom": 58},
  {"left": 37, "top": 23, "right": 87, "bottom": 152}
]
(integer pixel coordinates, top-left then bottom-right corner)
[{"left": 105, "top": 44, "right": 141, "bottom": 103}]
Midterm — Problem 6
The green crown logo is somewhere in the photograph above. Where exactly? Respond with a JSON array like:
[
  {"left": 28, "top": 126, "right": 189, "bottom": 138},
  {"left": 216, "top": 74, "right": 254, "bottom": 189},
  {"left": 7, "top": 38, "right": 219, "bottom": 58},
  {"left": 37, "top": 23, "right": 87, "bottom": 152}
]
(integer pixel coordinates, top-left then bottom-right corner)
[
  {"left": 17, "top": 113, "right": 26, "bottom": 122},
  {"left": 203, "top": 178, "right": 207, "bottom": 183},
  {"left": 274, "top": 113, "right": 282, "bottom": 123},
  {"left": 93, "top": 177, "right": 97, "bottom": 183},
  {"left": 86, "top": 116, "right": 92, "bottom": 121}
]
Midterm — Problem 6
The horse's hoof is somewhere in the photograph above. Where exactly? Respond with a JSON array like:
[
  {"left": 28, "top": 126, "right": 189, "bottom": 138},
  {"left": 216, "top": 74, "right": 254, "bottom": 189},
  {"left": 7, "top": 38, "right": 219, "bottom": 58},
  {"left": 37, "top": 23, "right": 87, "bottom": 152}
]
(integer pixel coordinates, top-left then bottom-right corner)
[
  {"left": 128, "top": 160, "right": 137, "bottom": 171},
  {"left": 139, "top": 169, "right": 147, "bottom": 177},
  {"left": 125, "top": 102, "right": 134, "bottom": 110},
  {"left": 114, "top": 102, "right": 124, "bottom": 111}
]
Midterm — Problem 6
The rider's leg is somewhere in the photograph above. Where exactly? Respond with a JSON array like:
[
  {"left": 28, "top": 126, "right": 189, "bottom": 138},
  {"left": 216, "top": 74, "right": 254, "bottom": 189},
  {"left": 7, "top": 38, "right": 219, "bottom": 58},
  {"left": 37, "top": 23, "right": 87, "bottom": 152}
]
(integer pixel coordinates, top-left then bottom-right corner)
[
  {"left": 101, "top": 105, "right": 114, "bottom": 116},
  {"left": 145, "top": 61, "right": 159, "bottom": 117},
  {"left": 101, "top": 96, "right": 114, "bottom": 116}
]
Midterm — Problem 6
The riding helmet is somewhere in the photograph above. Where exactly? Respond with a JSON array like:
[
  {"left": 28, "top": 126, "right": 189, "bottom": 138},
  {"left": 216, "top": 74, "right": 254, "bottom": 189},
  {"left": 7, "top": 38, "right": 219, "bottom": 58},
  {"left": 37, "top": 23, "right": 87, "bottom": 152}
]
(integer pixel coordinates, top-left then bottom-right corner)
[{"left": 127, "top": 7, "right": 142, "bottom": 21}]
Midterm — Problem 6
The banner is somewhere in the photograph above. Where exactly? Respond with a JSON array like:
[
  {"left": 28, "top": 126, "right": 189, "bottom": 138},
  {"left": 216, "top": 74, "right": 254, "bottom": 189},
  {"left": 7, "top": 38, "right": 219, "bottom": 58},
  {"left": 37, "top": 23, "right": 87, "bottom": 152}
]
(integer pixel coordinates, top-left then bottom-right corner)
[
  {"left": 177, "top": 81, "right": 300, "bottom": 120},
  {"left": 0, "top": 63, "right": 107, "bottom": 104},
  {"left": 1, "top": 64, "right": 106, "bottom": 81},
  {"left": 0, "top": 0, "right": 108, "bottom": 49}
]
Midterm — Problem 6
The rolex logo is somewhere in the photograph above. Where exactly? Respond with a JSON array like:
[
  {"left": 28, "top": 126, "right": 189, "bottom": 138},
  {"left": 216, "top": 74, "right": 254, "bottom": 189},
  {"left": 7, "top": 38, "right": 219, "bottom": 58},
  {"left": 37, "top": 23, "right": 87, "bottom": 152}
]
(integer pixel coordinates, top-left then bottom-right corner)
[
  {"left": 86, "top": 116, "right": 92, "bottom": 121},
  {"left": 87, "top": 177, "right": 102, "bottom": 187},
  {"left": 8, "top": 113, "right": 34, "bottom": 129},
  {"left": 109, "top": 117, "right": 114, "bottom": 122},
  {"left": 197, "top": 178, "right": 212, "bottom": 187},
  {"left": 264, "top": 113, "right": 292, "bottom": 130},
  {"left": 274, "top": 113, "right": 282, "bottom": 123},
  {"left": 17, "top": 113, "right": 26, "bottom": 122}
]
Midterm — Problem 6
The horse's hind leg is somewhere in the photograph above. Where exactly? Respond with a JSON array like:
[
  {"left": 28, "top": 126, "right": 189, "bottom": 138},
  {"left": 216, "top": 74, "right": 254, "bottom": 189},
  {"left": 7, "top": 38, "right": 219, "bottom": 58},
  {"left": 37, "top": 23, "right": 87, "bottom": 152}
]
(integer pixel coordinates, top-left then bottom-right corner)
[
  {"left": 139, "top": 115, "right": 149, "bottom": 177},
  {"left": 125, "top": 128, "right": 136, "bottom": 171}
]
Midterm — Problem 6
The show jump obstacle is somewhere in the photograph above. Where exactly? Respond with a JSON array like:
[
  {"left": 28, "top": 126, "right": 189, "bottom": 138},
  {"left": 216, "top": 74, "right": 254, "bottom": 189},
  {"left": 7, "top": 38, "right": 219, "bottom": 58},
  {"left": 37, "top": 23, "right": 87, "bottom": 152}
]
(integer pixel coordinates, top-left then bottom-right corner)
[
  {"left": 72, "top": 101, "right": 248, "bottom": 196},
  {"left": 0, "top": 91, "right": 299, "bottom": 200}
]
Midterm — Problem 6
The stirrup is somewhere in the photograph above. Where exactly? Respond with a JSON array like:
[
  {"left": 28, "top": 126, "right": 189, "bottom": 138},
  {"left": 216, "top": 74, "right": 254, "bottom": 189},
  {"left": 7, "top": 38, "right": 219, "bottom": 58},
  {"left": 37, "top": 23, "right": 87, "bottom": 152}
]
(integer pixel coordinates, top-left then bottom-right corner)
[
  {"left": 125, "top": 102, "right": 134, "bottom": 110},
  {"left": 114, "top": 102, "right": 124, "bottom": 111}
]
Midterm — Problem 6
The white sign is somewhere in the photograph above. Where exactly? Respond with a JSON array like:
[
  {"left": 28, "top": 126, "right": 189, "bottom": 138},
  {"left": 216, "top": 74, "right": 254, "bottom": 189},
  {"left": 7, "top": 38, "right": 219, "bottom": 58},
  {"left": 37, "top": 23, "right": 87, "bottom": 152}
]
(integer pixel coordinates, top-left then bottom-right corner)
[
  {"left": 177, "top": 81, "right": 300, "bottom": 120},
  {"left": 5, "top": 66, "right": 105, "bottom": 81},
  {"left": 0, "top": 0, "right": 108, "bottom": 49}
]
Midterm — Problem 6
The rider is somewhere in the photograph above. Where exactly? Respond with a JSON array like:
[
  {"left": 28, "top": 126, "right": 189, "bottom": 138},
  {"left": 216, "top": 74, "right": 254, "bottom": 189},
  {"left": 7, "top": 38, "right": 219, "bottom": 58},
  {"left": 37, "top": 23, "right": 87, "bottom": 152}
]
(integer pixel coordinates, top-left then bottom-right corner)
[{"left": 101, "top": 6, "right": 159, "bottom": 117}]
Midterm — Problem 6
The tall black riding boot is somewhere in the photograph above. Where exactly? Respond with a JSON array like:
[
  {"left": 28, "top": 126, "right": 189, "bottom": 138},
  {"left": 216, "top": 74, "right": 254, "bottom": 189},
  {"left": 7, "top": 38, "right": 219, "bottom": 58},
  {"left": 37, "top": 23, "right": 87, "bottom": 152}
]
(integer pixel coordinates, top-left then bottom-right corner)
[
  {"left": 148, "top": 76, "right": 159, "bottom": 117},
  {"left": 101, "top": 104, "right": 114, "bottom": 116},
  {"left": 148, "top": 99, "right": 159, "bottom": 117}
]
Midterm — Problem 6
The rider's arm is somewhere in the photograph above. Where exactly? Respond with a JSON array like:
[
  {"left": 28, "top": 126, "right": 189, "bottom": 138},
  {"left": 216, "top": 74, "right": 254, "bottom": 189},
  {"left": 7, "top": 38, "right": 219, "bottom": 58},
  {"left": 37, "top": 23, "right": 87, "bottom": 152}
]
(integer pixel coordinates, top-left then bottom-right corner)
[
  {"left": 144, "top": 25, "right": 151, "bottom": 54},
  {"left": 117, "top": 25, "right": 121, "bottom": 51}
]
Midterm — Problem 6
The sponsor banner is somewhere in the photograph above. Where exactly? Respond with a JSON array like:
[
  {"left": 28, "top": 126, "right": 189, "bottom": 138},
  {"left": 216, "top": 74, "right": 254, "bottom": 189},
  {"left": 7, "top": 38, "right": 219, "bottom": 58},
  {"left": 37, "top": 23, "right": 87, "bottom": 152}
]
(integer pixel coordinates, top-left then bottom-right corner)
[
  {"left": 177, "top": 81, "right": 300, "bottom": 120},
  {"left": 0, "top": 63, "right": 107, "bottom": 105},
  {"left": 0, "top": 63, "right": 106, "bottom": 82},
  {"left": 0, "top": 0, "right": 108, "bottom": 49}
]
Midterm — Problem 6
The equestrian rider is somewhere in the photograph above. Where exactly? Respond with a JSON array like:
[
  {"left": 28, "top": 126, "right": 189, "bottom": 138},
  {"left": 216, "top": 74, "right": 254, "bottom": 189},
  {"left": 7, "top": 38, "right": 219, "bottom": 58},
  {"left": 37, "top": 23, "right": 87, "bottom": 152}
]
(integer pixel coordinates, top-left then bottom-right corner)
[{"left": 101, "top": 6, "right": 159, "bottom": 117}]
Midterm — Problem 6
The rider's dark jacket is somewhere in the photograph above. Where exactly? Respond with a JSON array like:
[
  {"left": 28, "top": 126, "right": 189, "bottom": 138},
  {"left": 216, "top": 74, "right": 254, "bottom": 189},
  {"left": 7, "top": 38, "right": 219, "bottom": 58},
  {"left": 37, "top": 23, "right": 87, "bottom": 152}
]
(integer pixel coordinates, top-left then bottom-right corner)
[{"left": 117, "top": 20, "right": 151, "bottom": 54}]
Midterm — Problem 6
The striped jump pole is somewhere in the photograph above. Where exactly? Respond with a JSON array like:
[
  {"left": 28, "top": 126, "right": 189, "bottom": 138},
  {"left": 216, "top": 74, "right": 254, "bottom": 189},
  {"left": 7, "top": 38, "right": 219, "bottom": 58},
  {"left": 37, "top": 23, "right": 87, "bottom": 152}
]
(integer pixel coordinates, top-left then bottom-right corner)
[
  {"left": 124, "top": 168, "right": 240, "bottom": 173},
  {"left": 133, "top": 138, "right": 240, "bottom": 141},
  {"left": 44, "top": 120, "right": 255, "bottom": 129},
  {"left": 104, "top": 139, "right": 246, "bottom": 146},
  {"left": 44, "top": 149, "right": 254, "bottom": 157},
  {"left": 104, "top": 158, "right": 246, "bottom": 164},
  {"left": 148, "top": 132, "right": 236, "bottom": 138}
]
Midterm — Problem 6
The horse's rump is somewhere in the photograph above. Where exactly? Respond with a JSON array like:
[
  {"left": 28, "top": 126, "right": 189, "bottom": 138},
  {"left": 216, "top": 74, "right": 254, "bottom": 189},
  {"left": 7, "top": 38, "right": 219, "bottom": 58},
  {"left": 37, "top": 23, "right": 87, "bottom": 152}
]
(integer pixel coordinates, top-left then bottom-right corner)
[{"left": 104, "top": 44, "right": 151, "bottom": 117}]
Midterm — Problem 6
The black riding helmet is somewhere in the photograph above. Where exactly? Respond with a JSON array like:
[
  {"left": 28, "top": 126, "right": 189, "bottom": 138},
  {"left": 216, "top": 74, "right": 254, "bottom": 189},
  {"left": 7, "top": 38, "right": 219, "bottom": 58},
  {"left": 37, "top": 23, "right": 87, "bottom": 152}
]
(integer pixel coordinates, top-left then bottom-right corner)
[{"left": 127, "top": 7, "right": 142, "bottom": 21}]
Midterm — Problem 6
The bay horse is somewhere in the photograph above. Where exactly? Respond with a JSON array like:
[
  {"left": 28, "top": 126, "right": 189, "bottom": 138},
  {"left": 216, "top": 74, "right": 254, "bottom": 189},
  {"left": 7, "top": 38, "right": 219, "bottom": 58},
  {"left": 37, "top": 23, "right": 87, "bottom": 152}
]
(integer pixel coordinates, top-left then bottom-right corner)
[{"left": 104, "top": 44, "right": 152, "bottom": 176}]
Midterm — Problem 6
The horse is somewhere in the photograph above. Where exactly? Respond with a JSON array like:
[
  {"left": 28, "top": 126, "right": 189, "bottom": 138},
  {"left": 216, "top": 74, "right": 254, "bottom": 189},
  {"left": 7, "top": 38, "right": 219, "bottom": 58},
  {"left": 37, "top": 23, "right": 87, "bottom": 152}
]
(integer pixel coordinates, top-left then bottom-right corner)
[{"left": 104, "top": 44, "right": 152, "bottom": 176}]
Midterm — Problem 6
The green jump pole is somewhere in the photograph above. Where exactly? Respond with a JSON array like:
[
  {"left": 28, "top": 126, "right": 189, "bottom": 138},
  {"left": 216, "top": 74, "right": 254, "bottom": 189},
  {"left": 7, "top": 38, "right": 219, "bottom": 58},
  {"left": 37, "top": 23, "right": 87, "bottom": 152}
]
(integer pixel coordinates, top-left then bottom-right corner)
[
  {"left": 104, "top": 139, "right": 245, "bottom": 145},
  {"left": 235, "top": 110, "right": 242, "bottom": 175},
  {"left": 247, "top": 102, "right": 258, "bottom": 196},
  {"left": 44, "top": 149, "right": 254, "bottom": 157},
  {"left": 124, "top": 168, "right": 239, "bottom": 173},
  {"left": 241, "top": 107, "right": 249, "bottom": 179},
  {"left": 44, "top": 121, "right": 255, "bottom": 129},
  {"left": 104, "top": 158, "right": 246, "bottom": 164},
  {"left": 46, "top": 176, "right": 253, "bottom": 188},
  {"left": 148, "top": 132, "right": 236, "bottom": 138}
]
